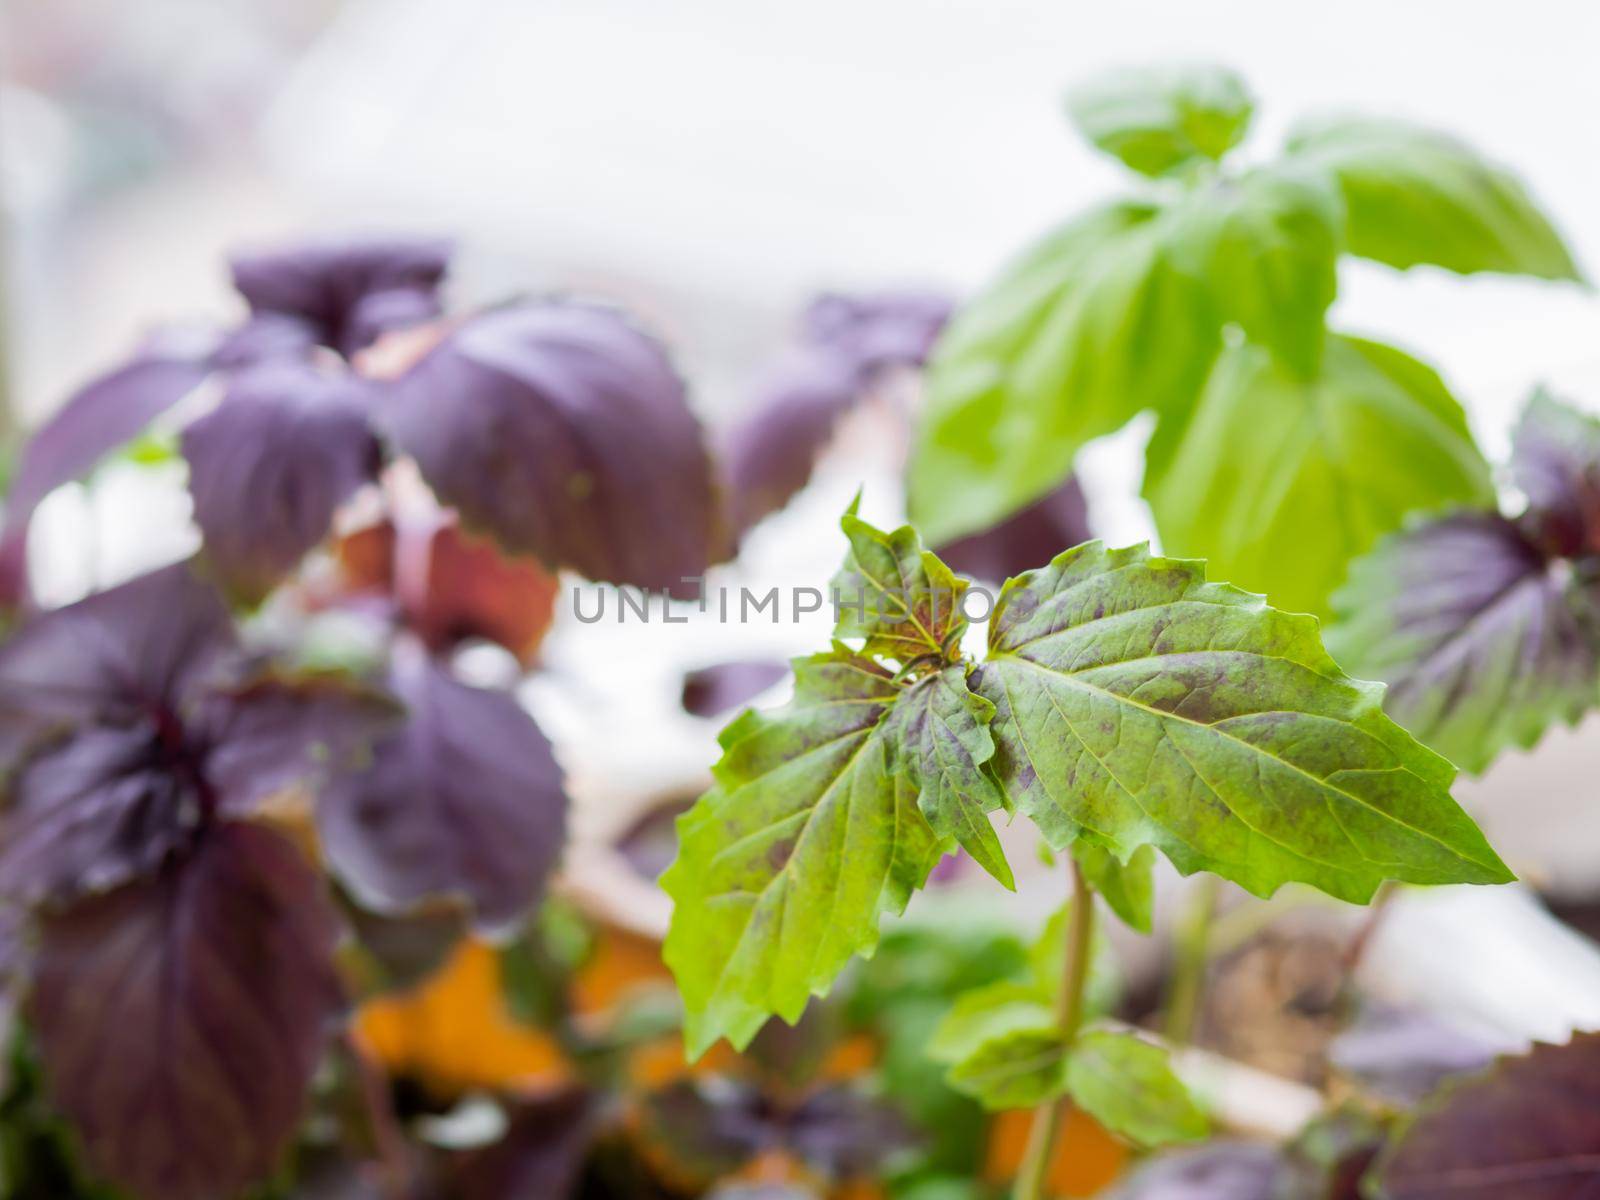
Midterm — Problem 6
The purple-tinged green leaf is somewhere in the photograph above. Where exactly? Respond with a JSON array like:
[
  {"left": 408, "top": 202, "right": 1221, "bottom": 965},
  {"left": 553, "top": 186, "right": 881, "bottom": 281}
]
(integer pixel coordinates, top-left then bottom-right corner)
[
  {"left": 30, "top": 822, "right": 344, "bottom": 1200},
  {"left": 1509, "top": 390, "right": 1600, "bottom": 559},
  {"left": 1102, "top": 1142, "right": 1287, "bottom": 1199},
  {"left": 0, "top": 331, "right": 217, "bottom": 604},
  {"left": 883, "top": 665, "right": 1014, "bottom": 889},
  {"left": 317, "top": 654, "right": 568, "bottom": 932},
  {"left": 1328, "top": 512, "right": 1600, "bottom": 774},
  {"left": 1374, "top": 1032, "right": 1600, "bottom": 1200},
  {"left": 976, "top": 542, "right": 1512, "bottom": 903},
  {"left": 830, "top": 505, "right": 970, "bottom": 663},
  {"left": 933, "top": 477, "right": 1091, "bottom": 587},
  {"left": 681, "top": 659, "right": 790, "bottom": 719},
  {"left": 663, "top": 648, "right": 944, "bottom": 1055},
  {"left": 228, "top": 234, "right": 451, "bottom": 358},
  {"left": 183, "top": 361, "right": 379, "bottom": 602},
  {"left": 385, "top": 301, "right": 715, "bottom": 594}
]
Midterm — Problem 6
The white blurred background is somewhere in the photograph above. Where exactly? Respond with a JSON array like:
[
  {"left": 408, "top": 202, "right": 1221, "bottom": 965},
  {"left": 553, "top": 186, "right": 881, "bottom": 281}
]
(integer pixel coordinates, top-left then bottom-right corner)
[
  {"left": 6, "top": 0, "right": 1598, "bottom": 436},
  {"left": 4, "top": 0, "right": 1600, "bottom": 908}
]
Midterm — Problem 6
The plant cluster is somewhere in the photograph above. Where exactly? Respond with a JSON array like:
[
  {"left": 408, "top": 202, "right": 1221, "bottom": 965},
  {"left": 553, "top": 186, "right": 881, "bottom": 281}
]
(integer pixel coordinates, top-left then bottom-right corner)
[
  {"left": 1, "top": 58, "right": 1597, "bottom": 1200},
  {"left": 663, "top": 505, "right": 1510, "bottom": 1197},
  {"left": 910, "top": 64, "right": 1583, "bottom": 617},
  {"left": 0, "top": 235, "right": 722, "bottom": 1200}
]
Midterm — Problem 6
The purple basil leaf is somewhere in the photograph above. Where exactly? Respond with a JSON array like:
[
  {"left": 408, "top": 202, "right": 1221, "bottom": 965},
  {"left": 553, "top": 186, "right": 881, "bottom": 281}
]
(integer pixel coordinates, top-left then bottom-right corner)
[
  {"left": 183, "top": 361, "right": 380, "bottom": 602},
  {"left": 721, "top": 291, "right": 952, "bottom": 539},
  {"left": 0, "top": 561, "right": 235, "bottom": 733},
  {"left": 212, "top": 312, "right": 319, "bottom": 369},
  {"left": 0, "top": 566, "right": 393, "bottom": 906},
  {"left": 385, "top": 301, "right": 715, "bottom": 594},
  {"left": 342, "top": 901, "right": 466, "bottom": 991},
  {"left": 1375, "top": 1032, "right": 1600, "bottom": 1200},
  {"left": 0, "top": 724, "right": 200, "bottom": 906},
  {"left": 0, "top": 330, "right": 217, "bottom": 604},
  {"left": 639, "top": 1079, "right": 774, "bottom": 1177},
  {"left": 228, "top": 234, "right": 451, "bottom": 359},
  {"left": 788, "top": 1085, "right": 919, "bottom": 1180},
  {"left": 1330, "top": 1005, "right": 1497, "bottom": 1105},
  {"left": 29, "top": 822, "right": 344, "bottom": 1200},
  {"left": 195, "top": 671, "right": 401, "bottom": 814},
  {"left": 801, "top": 291, "right": 953, "bottom": 373},
  {"left": 0, "top": 900, "right": 27, "bottom": 989},
  {"left": 933, "top": 476, "right": 1092, "bottom": 585},
  {"left": 681, "top": 659, "right": 790, "bottom": 718},
  {"left": 1328, "top": 511, "right": 1600, "bottom": 774},
  {"left": 0, "top": 565, "right": 241, "bottom": 904},
  {"left": 439, "top": 1088, "right": 593, "bottom": 1200},
  {"left": 317, "top": 654, "right": 568, "bottom": 932},
  {"left": 1510, "top": 389, "right": 1600, "bottom": 559},
  {"left": 721, "top": 346, "right": 861, "bottom": 535},
  {"left": 1102, "top": 1141, "right": 1288, "bottom": 1199}
]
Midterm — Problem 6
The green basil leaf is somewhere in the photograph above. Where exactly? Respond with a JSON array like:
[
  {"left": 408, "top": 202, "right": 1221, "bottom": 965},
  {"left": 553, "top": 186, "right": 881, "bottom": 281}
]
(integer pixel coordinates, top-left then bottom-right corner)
[
  {"left": 1328, "top": 512, "right": 1600, "bottom": 774},
  {"left": 1073, "top": 842, "right": 1156, "bottom": 934},
  {"left": 662, "top": 647, "right": 943, "bottom": 1055},
  {"left": 1067, "top": 64, "right": 1254, "bottom": 178},
  {"left": 909, "top": 202, "right": 1220, "bottom": 544},
  {"left": 1066, "top": 1027, "right": 1208, "bottom": 1147},
  {"left": 1285, "top": 116, "right": 1583, "bottom": 281},
  {"left": 946, "top": 1028, "right": 1070, "bottom": 1111},
  {"left": 928, "top": 981, "right": 1057, "bottom": 1068},
  {"left": 884, "top": 665, "right": 1015, "bottom": 889},
  {"left": 1143, "top": 336, "right": 1493, "bottom": 617},
  {"left": 832, "top": 501, "right": 969, "bottom": 662},
  {"left": 974, "top": 541, "right": 1513, "bottom": 903},
  {"left": 1167, "top": 163, "right": 1343, "bottom": 377}
]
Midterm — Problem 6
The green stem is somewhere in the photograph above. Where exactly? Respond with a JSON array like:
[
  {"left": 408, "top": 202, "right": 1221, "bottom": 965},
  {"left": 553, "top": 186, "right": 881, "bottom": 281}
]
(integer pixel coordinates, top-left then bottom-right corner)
[
  {"left": 1013, "top": 859, "right": 1095, "bottom": 1200},
  {"left": 1164, "top": 874, "right": 1220, "bottom": 1046}
]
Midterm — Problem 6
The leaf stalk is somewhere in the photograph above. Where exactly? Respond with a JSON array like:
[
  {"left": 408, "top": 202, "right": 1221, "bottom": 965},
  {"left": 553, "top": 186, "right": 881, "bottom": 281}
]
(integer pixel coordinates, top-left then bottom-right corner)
[
  {"left": 1164, "top": 874, "right": 1220, "bottom": 1046},
  {"left": 1013, "top": 858, "right": 1096, "bottom": 1200}
]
